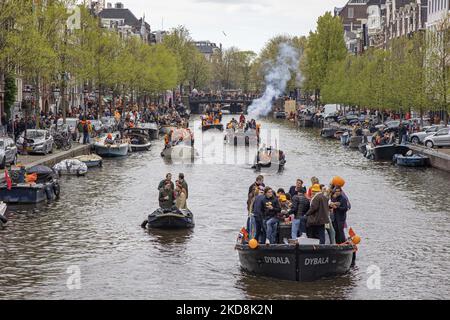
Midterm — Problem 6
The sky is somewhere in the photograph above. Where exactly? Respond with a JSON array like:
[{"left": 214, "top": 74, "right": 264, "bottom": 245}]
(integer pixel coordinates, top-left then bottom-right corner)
[{"left": 117, "top": 0, "right": 349, "bottom": 53}]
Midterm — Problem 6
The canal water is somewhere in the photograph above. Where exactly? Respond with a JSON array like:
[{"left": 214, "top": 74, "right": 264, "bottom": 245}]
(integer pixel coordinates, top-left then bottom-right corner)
[{"left": 1, "top": 116, "right": 449, "bottom": 300}]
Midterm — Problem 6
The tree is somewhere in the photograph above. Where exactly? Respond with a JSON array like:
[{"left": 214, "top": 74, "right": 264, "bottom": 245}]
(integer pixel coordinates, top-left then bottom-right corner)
[
  {"left": 302, "top": 12, "right": 347, "bottom": 104},
  {"left": 4, "top": 74, "right": 16, "bottom": 117}
]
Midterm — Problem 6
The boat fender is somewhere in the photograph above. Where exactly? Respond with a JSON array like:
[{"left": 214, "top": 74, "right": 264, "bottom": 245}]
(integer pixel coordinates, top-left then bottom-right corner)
[
  {"left": 0, "top": 214, "right": 8, "bottom": 224},
  {"left": 45, "top": 184, "right": 55, "bottom": 201},
  {"left": 53, "top": 182, "right": 61, "bottom": 198}
]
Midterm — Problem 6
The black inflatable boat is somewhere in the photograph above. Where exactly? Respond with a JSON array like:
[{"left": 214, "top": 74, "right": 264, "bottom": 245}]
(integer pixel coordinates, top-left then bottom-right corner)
[{"left": 147, "top": 208, "right": 195, "bottom": 229}]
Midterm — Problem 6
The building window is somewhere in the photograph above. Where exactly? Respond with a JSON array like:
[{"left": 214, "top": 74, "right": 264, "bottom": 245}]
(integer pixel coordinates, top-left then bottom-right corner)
[{"left": 348, "top": 7, "right": 354, "bottom": 19}]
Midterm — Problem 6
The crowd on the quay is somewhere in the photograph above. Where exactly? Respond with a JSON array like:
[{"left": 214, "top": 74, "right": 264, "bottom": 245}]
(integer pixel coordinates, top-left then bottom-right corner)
[
  {"left": 1, "top": 100, "right": 189, "bottom": 143},
  {"left": 246, "top": 175, "right": 351, "bottom": 245},
  {"left": 190, "top": 89, "right": 260, "bottom": 101}
]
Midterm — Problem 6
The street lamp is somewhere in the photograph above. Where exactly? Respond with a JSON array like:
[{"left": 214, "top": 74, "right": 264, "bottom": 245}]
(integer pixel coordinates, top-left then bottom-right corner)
[{"left": 53, "top": 87, "right": 61, "bottom": 115}]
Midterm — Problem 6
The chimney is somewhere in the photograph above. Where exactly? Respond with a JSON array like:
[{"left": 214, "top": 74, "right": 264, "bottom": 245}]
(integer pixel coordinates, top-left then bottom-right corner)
[
  {"left": 107, "top": 2, "right": 112, "bottom": 8},
  {"left": 115, "top": 2, "right": 124, "bottom": 9}
]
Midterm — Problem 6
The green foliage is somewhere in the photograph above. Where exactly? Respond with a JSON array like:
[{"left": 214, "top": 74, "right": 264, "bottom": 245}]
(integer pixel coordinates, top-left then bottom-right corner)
[{"left": 4, "top": 74, "right": 17, "bottom": 116}]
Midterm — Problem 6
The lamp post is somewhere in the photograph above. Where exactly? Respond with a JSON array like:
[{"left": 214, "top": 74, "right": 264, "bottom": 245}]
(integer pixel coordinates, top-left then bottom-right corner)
[
  {"left": 83, "top": 87, "right": 88, "bottom": 119},
  {"left": 22, "top": 86, "right": 32, "bottom": 151},
  {"left": 53, "top": 87, "right": 60, "bottom": 115}
]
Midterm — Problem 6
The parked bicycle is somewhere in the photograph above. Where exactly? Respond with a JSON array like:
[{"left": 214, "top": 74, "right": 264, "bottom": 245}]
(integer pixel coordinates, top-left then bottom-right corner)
[{"left": 53, "top": 131, "right": 72, "bottom": 151}]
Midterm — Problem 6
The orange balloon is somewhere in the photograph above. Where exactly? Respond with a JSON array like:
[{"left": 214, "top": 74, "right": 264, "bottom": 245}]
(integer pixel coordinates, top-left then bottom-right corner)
[
  {"left": 332, "top": 176, "right": 346, "bottom": 187},
  {"left": 352, "top": 235, "right": 361, "bottom": 245},
  {"left": 248, "top": 239, "right": 259, "bottom": 250}
]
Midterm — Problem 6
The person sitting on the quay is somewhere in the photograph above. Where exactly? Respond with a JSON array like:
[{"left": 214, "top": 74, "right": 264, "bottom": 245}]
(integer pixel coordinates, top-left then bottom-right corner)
[
  {"left": 158, "top": 173, "right": 174, "bottom": 191},
  {"left": 264, "top": 188, "right": 283, "bottom": 244},
  {"left": 289, "top": 189, "right": 310, "bottom": 240},
  {"left": 178, "top": 173, "right": 188, "bottom": 199},
  {"left": 330, "top": 187, "right": 349, "bottom": 244},
  {"left": 159, "top": 181, "right": 175, "bottom": 209},
  {"left": 305, "top": 184, "right": 330, "bottom": 244},
  {"left": 289, "top": 179, "right": 307, "bottom": 198}
]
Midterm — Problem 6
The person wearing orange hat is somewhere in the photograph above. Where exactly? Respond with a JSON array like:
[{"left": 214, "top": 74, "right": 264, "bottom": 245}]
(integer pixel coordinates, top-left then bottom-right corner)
[{"left": 305, "top": 184, "right": 329, "bottom": 244}]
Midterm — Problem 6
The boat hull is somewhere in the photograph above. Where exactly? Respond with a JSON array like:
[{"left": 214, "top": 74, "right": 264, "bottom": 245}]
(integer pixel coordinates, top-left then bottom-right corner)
[
  {"left": 94, "top": 145, "right": 129, "bottom": 157},
  {"left": 321, "top": 128, "right": 337, "bottom": 138},
  {"left": 394, "top": 154, "right": 429, "bottom": 167},
  {"left": 373, "top": 145, "right": 409, "bottom": 161},
  {"left": 148, "top": 211, "right": 195, "bottom": 229},
  {"left": 202, "top": 124, "right": 224, "bottom": 132},
  {"left": 130, "top": 143, "right": 152, "bottom": 152},
  {"left": 349, "top": 136, "right": 364, "bottom": 149},
  {"left": 236, "top": 244, "right": 356, "bottom": 282},
  {"left": 0, "top": 182, "right": 59, "bottom": 204}
]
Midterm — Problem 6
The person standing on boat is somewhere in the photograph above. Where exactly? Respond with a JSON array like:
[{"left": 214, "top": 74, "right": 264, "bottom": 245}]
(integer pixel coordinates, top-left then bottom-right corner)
[
  {"left": 158, "top": 173, "right": 174, "bottom": 191},
  {"left": 289, "top": 189, "right": 310, "bottom": 240},
  {"left": 305, "top": 184, "right": 329, "bottom": 244},
  {"left": 289, "top": 179, "right": 307, "bottom": 198},
  {"left": 178, "top": 173, "right": 188, "bottom": 199},
  {"left": 159, "top": 181, "right": 175, "bottom": 209},
  {"left": 330, "top": 187, "right": 349, "bottom": 244},
  {"left": 175, "top": 183, "right": 188, "bottom": 210},
  {"left": 264, "top": 188, "right": 282, "bottom": 244},
  {"left": 247, "top": 176, "right": 265, "bottom": 211},
  {"left": 251, "top": 187, "right": 275, "bottom": 243}
]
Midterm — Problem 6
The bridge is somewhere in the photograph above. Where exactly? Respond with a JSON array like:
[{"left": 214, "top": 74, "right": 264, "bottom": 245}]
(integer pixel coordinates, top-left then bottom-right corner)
[{"left": 188, "top": 96, "right": 256, "bottom": 114}]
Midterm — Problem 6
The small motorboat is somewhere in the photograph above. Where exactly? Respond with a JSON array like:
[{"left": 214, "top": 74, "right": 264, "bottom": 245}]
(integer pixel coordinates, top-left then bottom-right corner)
[
  {"left": 202, "top": 123, "right": 224, "bottom": 132},
  {"left": 340, "top": 132, "right": 350, "bottom": 146},
  {"left": 236, "top": 243, "right": 356, "bottom": 282},
  {"left": 224, "top": 128, "right": 259, "bottom": 146},
  {"left": 393, "top": 151, "right": 429, "bottom": 167},
  {"left": 366, "top": 144, "right": 409, "bottom": 161},
  {"left": 235, "top": 222, "right": 358, "bottom": 282},
  {"left": 349, "top": 136, "right": 364, "bottom": 149},
  {"left": 253, "top": 147, "right": 286, "bottom": 171},
  {"left": 53, "top": 159, "right": 88, "bottom": 176},
  {"left": 0, "top": 165, "right": 60, "bottom": 204},
  {"left": 136, "top": 122, "right": 159, "bottom": 140},
  {"left": 94, "top": 134, "right": 129, "bottom": 157},
  {"left": 146, "top": 207, "right": 195, "bottom": 229},
  {"left": 161, "top": 144, "right": 199, "bottom": 160},
  {"left": 273, "top": 111, "right": 287, "bottom": 119},
  {"left": 0, "top": 202, "right": 7, "bottom": 228},
  {"left": 74, "top": 154, "right": 103, "bottom": 168},
  {"left": 321, "top": 128, "right": 337, "bottom": 139},
  {"left": 125, "top": 129, "right": 152, "bottom": 152},
  {"left": 160, "top": 125, "right": 177, "bottom": 135}
]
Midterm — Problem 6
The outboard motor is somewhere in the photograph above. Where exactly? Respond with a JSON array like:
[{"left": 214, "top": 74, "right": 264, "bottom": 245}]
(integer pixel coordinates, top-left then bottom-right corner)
[{"left": 0, "top": 213, "right": 8, "bottom": 225}]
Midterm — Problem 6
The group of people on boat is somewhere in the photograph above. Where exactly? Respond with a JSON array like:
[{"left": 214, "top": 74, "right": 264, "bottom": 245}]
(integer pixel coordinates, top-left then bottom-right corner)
[
  {"left": 226, "top": 115, "right": 260, "bottom": 133},
  {"left": 201, "top": 112, "right": 223, "bottom": 126},
  {"left": 156, "top": 173, "right": 189, "bottom": 210},
  {"left": 163, "top": 126, "right": 194, "bottom": 149},
  {"left": 246, "top": 175, "right": 350, "bottom": 245}
]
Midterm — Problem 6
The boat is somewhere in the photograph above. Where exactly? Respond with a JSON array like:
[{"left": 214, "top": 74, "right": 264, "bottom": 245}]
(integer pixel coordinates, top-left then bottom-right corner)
[
  {"left": 340, "top": 132, "right": 350, "bottom": 146},
  {"left": 0, "top": 202, "right": 7, "bottom": 228},
  {"left": 273, "top": 111, "right": 287, "bottom": 119},
  {"left": 53, "top": 159, "right": 88, "bottom": 176},
  {"left": 298, "top": 114, "right": 314, "bottom": 128},
  {"left": 321, "top": 128, "right": 337, "bottom": 138},
  {"left": 224, "top": 128, "right": 259, "bottom": 146},
  {"left": 74, "top": 154, "right": 103, "bottom": 168},
  {"left": 0, "top": 165, "right": 60, "bottom": 204},
  {"left": 349, "top": 136, "right": 364, "bottom": 149},
  {"left": 161, "top": 144, "right": 199, "bottom": 160},
  {"left": 146, "top": 207, "right": 195, "bottom": 229},
  {"left": 136, "top": 122, "right": 159, "bottom": 140},
  {"left": 393, "top": 152, "right": 429, "bottom": 167},
  {"left": 366, "top": 144, "right": 409, "bottom": 161},
  {"left": 160, "top": 125, "right": 177, "bottom": 135},
  {"left": 202, "top": 123, "right": 224, "bottom": 132},
  {"left": 94, "top": 135, "right": 129, "bottom": 157},
  {"left": 125, "top": 128, "right": 152, "bottom": 152},
  {"left": 253, "top": 147, "right": 286, "bottom": 171},
  {"left": 235, "top": 243, "right": 356, "bottom": 282}
]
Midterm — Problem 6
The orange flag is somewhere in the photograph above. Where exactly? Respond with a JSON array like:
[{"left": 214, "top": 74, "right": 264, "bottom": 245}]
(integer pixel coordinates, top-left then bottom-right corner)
[
  {"left": 4, "top": 169, "right": 12, "bottom": 190},
  {"left": 349, "top": 228, "right": 356, "bottom": 238}
]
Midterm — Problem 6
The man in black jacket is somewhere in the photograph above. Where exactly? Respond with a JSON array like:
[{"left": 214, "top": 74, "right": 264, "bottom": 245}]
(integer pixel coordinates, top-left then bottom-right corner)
[
  {"left": 247, "top": 175, "right": 265, "bottom": 211},
  {"left": 289, "top": 190, "right": 310, "bottom": 239},
  {"left": 330, "top": 187, "right": 349, "bottom": 244},
  {"left": 263, "top": 188, "right": 282, "bottom": 244}
]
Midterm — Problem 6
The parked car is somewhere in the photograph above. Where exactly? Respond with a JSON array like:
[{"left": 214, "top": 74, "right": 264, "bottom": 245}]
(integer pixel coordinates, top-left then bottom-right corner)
[
  {"left": 16, "top": 129, "right": 54, "bottom": 155},
  {"left": 424, "top": 127, "right": 450, "bottom": 148},
  {"left": 410, "top": 125, "right": 445, "bottom": 144},
  {"left": 0, "top": 137, "right": 18, "bottom": 169},
  {"left": 57, "top": 118, "right": 79, "bottom": 141}
]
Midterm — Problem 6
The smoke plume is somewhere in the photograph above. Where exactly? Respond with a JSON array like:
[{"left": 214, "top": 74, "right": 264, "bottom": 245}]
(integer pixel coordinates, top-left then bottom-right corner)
[{"left": 248, "top": 43, "right": 300, "bottom": 119}]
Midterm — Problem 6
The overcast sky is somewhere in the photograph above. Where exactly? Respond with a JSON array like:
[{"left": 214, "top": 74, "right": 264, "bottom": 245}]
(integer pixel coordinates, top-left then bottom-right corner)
[{"left": 118, "top": 0, "right": 349, "bottom": 53}]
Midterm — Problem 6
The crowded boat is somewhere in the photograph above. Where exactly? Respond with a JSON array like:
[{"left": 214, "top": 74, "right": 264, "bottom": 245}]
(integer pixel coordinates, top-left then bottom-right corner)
[{"left": 224, "top": 115, "right": 261, "bottom": 146}]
